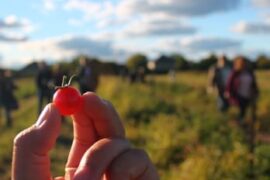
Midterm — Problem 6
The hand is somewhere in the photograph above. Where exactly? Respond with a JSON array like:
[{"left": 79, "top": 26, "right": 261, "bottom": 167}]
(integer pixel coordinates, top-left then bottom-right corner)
[{"left": 12, "top": 92, "right": 159, "bottom": 180}]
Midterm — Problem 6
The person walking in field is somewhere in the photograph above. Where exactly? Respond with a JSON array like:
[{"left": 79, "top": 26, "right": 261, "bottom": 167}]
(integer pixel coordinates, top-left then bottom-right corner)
[
  {"left": 208, "top": 55, "right": 231, "bottom": 112},
  {"left": 52, "top": 64, "right": 67, "bottom": 87},
  {"left": 226, "top": 56, "right": 259, "bottom": 123},
  {"left": 77, "top": 57, "right": 99, "bottom": 93},
  {"left": 0, "top": 70, "right": 18, "bottom": 127},
  {"left": 36, "top": 61, "right": 53, "bottom": 114}
]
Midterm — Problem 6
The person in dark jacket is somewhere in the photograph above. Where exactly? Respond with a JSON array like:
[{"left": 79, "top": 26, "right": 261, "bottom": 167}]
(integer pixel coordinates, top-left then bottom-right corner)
[
  {"left": 0, "top": 70, "right": 18, "bottom": 127},
  {"left": 36, "top": 61, "right": 53, "bottom": 114},
  {"left": 77, "top": 57, "right": 99, "bottom": 93},
  {"left": 208, "top": 55, "right": 231, "bottom": 112},
  {"left": 52, "top": 64, "right": 67, "bottom": 87},
  {"left": 226, "top": 56, "right": 259, "bottom": 122}
]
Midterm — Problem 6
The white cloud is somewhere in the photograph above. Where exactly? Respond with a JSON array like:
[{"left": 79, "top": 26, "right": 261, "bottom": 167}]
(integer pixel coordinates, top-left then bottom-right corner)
[
  {"left": 18, "top": 36, "right": 72, "bottom": 59},
  {"left": 67, "top": 18, "right": 83, "bottom": 26},
  {"left": 179, "top": 37, "right": 242, "bottom": 51},
  {"left": 2, "top": 15, "right": 20, "bottom": 28},
  {"left": 232, "top": 21, "right": 270, "bottom": 34},
  {"left": 64, "top": 0, "right": 101, "bottom": 19},
  {"left": 252, "top": 0, "right": 270, "bottom": 7},
  {"left": 64, "top": 0, "right": 122, "bottom": 28},
  {"left": 122, "top": 17, "right": 196, "bottom": 36},
  {"left": 0, "top": 34, "right": 27, "bottom": 42},
  {"left": 112, "top": 36, "right": 243, "bottom": 61},
  {"left": 44, "top": 0, "right": 56, "bottom": 11},
  {"left": 0, "top": 15, "right": 31, "bottom": 28},
  {"left": 155, "top": 37, "right": 241, "bottom": 51},
  {"left": 0, "top": 15, "right": 34, "bottom": 42},
  {"left": 264, "top": 13, "right": 270, "bottom": 23},
  {"left": 96, "top": 18, "right": 127, "bottom": 28},
  {"left": 145, "top": 36, "right": 242, "bottom": 60},
  {"left": 116, "top": 0, "right": 240, "bottom": 17},
  {"left": 57, "top": 36, "right": 116, "bottom": 58},
  {"left": 0, "top": 35, "right": 121, "bottom": 68},
  {"left": 63, "top": 0, "right": 240, "bottom": 30},
  {"left": 91, "top": 32, "right": 117, "bottom": 41}
]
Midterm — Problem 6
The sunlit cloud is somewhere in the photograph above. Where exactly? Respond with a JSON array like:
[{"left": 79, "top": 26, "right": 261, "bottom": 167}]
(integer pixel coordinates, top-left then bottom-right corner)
[
  {"left": 0, "top": 34, "right": 27, "bottom": 42},
  {"left": 112, "top": 36, "right": 243, "bottom": 61},
  {"left": 0, "top": 34, "right": 123, "bottom": 68},
  {"left": 67, "top": 18, "right": 83, "bottom": 26},
  {"left": 252, "top": 0, "right": 270, "bottom": 7},
  {"left": 116, "top": 0, "right": 240, "bottom": 17},
  {"left": 0, "top": 15, "right": 31, "bottom": 29},
  {"left": 179, "top": 37, "right": 242, "bottom": 51},
  {"left": 57, "top": 36, "right": 116, "bottom": 58},
  {"left": 0, "top": 15, "right": 33, "bottom": 42},
  {"left": 154, "top": 37, "right": 241, "bottom": 51},
  {"left": 43, "top": 0, "right": 56, "bottom": 11},
  {"left": 121, "top": 17, "right": 196, "bottom": 37},
  {"left": 64, "top": 0, "right": 101, "bottom": 20},
  {"left": 232, "top": 21, "right": 270, "bottom": 34},
  {"left": 63, "top": 0, "right": 241, "bottom": 28}
]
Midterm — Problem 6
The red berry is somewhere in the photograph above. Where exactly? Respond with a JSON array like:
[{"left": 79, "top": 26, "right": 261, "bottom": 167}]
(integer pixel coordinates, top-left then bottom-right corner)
[{"left": 53, "top": 86, "right": 83, "bottom": 116}]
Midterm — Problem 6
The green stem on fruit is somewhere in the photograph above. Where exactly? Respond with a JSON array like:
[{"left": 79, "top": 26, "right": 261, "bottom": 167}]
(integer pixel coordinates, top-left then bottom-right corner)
[
  {"left": 67, "top": 74, "right": 77, "bottom": 86},
  {"left": 55, "top": 75, "right": 77, "bottom": 90},
  {"left": 62, "top": 75, "right": 67, "bottom": 87}
]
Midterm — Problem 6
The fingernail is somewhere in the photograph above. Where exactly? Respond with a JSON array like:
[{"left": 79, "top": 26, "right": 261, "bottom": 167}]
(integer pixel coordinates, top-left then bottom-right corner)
[{"left": 35, "top": 105, "right": 51, "bottom": 127}]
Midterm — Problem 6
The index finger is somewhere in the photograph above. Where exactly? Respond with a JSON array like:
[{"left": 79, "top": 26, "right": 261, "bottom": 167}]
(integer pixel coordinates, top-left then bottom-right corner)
[
  {"left": 65, "top": 92, "right": 125, "bottom": 176},
  {"left": 84, "top": 93, "right": 125, "bottom": 138}
]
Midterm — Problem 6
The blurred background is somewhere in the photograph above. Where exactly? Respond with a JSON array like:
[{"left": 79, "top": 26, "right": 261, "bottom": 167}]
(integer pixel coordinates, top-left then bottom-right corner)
[{"left": 1, "top": 0, "right": 270, "bottom": 179}]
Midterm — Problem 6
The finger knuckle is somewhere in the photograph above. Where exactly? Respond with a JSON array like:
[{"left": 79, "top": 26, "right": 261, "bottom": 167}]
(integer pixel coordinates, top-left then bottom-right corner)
[
  {"left": 83, "top": 92, "right": 100, "bottom": 102},
  {"left": 132, "top": 149, "right": 149, "bottom": 161},
  {"left": 13, "top": 126, "right": 36, "bottom": 148}
]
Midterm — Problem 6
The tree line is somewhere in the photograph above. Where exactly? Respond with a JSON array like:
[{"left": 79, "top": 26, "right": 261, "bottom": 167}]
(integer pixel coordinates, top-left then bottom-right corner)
[
  {"left": 10, "top": 53, "right": 270, "bottom": 77},
  {"left": 126, "top": 53, "right": 270, "bottom": 72}
]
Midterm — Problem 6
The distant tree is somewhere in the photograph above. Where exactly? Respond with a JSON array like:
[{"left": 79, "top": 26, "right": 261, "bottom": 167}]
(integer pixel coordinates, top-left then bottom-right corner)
[
  {"left": 256, "top": 55, "right": 270, "bottom": 69},
  {"left": 170, "top": 54, "right": 189, "bottom": 70},
  {"left": 56, "top": 61, "right": 73, "bottom": 75},
  {"left": 195, "top": 54, "right": 217, "bottom": 70},
  {"left": 70, "top": 55, "right": 124, "bottom": 75},
  {"left": 100, "top": 62, "right": 121, "bottom": 75},
  {"left": 71, "top": 55, "right": 99, "bottom": 66},
  {"left": 126, "top": 54, "right": 148, "bottom": 71}
]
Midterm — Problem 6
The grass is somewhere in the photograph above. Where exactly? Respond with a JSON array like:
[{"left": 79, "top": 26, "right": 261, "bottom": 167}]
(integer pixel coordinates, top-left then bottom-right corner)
[{"left": 0, "top": 71, "right": 270, "bottom": 179}]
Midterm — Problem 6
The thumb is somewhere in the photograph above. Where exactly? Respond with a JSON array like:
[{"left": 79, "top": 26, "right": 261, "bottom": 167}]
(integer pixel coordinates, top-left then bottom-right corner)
[
  {"left": 12, "top": 104, "right": 62, "bottom": 180},
  {"left": 34, "top": 103, "right": 62, "bottom": 154},
  {"left": 14, "top": 103, "right": 62, "bottom": 154}
]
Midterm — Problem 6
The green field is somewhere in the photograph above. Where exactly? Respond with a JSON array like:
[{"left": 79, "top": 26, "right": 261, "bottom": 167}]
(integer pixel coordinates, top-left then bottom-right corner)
[{"left": 1, "top": 71, "right": 270, "bottom": 180}]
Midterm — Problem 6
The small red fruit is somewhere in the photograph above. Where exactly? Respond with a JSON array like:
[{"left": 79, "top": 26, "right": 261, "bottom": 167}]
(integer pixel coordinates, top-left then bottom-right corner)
[{"left": 53, "top": 76, "right": 83, "bottom": 116}]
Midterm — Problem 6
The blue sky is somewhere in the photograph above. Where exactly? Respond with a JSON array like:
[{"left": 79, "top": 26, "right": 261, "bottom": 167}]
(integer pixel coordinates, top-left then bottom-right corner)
[{"left": 0, "top": 0, "right": 270, "bottom": 68}]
